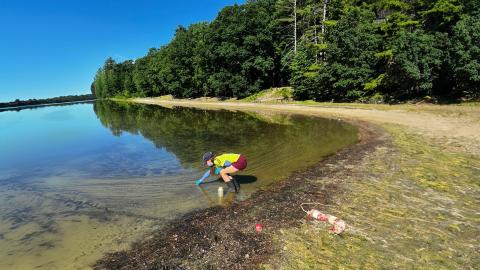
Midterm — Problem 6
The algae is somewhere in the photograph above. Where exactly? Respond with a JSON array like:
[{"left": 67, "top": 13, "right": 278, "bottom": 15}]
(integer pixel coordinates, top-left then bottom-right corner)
[{"left": 267, "top": 124, "right": 480, "bottom": 269}]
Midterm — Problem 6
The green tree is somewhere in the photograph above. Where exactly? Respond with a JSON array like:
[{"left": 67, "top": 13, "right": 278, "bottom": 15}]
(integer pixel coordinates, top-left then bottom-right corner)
[
  {"left": 156, "top": 23, "right": 210, "bottom": 98},
  {"left": 90, "top": 0, "right": 479, "bottom": 102},
  {"left": 206, "top": 0, "right": 277, "bottom": 97},
  {"left": 450, "top": 15, "right": 480, "bottom": 98},
  {"left": 382, "top": 30, "right": 444, "bottom": 100},
  {"left": 132, "top": 55, "right": 152, "bottom": 97},
  {"left": 292, "top": 6, "right": 382, "bottom": 101},
  {"left": 420, "top": 0, "right": 464, "bottom": 33}
]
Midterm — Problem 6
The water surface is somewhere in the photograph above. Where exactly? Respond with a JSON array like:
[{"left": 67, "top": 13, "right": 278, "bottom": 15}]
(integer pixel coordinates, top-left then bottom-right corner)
[{"left": 0, "top": 101, "right": 357, "bottom": 269}]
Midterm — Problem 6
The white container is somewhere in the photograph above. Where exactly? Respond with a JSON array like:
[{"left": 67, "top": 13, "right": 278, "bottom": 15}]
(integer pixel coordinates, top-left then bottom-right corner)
[{"left": 218, "top": 186, "right": 224, "bottom": 197}]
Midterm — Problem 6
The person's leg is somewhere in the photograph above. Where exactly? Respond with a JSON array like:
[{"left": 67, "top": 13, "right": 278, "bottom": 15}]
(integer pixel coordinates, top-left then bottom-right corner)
[
  {"left": 220, "top": 166, "right": 238, "bottom": 183},
  {"left": 229, "top": 155, "right": 246, "bottom": 192},
  {"left": 220, "top": 166, "right": 239, "bottom": 193},
  {"left": 231, "top": 176, "right": 240, "bottom": 192}
]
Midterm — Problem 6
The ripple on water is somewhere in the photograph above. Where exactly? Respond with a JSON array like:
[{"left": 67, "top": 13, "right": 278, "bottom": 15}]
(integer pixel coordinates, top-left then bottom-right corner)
[{"left": 0, "top": 101, "right": 358, "bottom": 269}]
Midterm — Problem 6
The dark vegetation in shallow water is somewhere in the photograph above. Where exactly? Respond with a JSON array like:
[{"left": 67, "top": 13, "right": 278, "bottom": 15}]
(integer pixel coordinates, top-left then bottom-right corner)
[{"left": 93, "top": 121, "right": 384, "bottom": 269}]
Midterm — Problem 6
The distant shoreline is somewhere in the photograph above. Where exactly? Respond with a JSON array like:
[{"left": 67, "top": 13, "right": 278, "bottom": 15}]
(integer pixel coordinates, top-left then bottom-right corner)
[
  {"left": 0, "top": 99, "right": 97, "bottom": 112},
  {"left": 0, "top": 94, "right": 96, "bottom": 110}
]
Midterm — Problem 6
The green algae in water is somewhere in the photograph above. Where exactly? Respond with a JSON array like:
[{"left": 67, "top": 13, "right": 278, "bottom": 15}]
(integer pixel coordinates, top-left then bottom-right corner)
[
  {"left": 0, "top": 101, "right": 357, "bottom": 269},
  {"left": 268, "top": 124, "right": 480, "bottom": 269}
]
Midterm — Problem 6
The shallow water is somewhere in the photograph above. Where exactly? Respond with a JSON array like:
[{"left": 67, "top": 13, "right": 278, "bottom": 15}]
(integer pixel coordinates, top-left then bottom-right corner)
[
  {"left": 271, "top": 125, "right": 480, "bottom": 269},
  {"left": 0, "top": 100, "right": 357, "bottom": 269}
]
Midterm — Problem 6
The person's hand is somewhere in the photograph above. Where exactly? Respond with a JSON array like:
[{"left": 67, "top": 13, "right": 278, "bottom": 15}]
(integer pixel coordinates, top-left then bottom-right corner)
[{"left": 195, "top": 179, "right": 204, "bottom": 185}]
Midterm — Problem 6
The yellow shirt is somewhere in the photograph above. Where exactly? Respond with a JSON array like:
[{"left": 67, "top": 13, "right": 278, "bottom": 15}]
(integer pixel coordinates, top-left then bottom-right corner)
[{"left": 213, "top": 153, "right": 240, "bottom": 167}]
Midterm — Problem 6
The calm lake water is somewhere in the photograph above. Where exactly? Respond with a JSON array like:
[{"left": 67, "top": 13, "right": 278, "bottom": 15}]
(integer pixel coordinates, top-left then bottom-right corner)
[{"left": 0, "top": 101, "right": 357, "bottom": 269}]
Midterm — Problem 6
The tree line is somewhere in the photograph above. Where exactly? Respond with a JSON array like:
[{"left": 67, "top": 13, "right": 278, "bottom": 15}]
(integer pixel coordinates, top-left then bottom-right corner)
[
  {"left": 0, "top": 94, "right": 95, "bottom": 109},
  {"left": 91, "top": 0, "right": 480, "bottom": 102}
]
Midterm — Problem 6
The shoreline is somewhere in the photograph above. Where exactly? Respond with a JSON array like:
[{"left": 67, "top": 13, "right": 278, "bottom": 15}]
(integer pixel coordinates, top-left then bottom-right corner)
[
  {"left": 0, "top": 99, "right": 97, "bottom": 112},
  {"left": 94, "top": 116, "right": 383, "bottom": 269},
  {"left": 131, "top": 98, "right": 480, "bottom": 156},
  {"left": 94, "top": 98, "right": 480, "bottom": 269}
]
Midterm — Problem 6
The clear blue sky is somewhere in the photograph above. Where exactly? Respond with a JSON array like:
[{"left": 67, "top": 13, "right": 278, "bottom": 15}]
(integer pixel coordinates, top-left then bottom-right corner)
[{"left": 0, "top": 0, "right": 244, "bottom": 102}]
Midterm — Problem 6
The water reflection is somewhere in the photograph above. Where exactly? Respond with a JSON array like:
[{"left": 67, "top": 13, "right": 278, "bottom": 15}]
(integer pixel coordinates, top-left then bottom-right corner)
[
  {"left": 0, "top": 101, "right": 357, "bottom": 269},
  {"left": 93, "top": 100, "right": 358, "bottom": 177}
]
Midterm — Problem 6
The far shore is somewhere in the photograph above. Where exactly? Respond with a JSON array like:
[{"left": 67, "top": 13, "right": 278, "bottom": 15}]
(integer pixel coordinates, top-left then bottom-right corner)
[{"left": 0, "top": 99, "right": 97, "bottom": 112}]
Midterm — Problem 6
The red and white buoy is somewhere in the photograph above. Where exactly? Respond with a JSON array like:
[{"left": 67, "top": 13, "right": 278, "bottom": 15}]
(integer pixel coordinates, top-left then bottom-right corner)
[{"left": 306, "top": 209, "right": 346, "bottom": 234}]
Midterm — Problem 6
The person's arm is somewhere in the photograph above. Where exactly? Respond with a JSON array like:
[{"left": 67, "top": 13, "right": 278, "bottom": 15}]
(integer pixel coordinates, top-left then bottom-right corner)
[
  {"left": 195, "top": 170, "right": 211, "bottom": 185},
  {"left": 195, "top": 167, "right": 220, "bottom": 185}
]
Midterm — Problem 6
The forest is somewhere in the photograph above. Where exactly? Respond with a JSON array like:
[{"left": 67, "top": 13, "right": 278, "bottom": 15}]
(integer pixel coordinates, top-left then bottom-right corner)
[{"left": 91, "top": 0, "right": 479, "bottom": 102}]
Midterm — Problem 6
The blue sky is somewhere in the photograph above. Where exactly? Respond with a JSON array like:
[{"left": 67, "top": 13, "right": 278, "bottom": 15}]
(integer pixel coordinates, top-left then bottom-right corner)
[{"left": 0, "top": 0, "right": 244, "bottom": 102}]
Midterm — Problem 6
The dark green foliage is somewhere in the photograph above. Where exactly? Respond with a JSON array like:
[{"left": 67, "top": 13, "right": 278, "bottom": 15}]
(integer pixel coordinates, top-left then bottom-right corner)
[
  {"left": 292, "top": 7, "right": 381, "bottom": 101},
  {"left": 290, "top": 0, "right": 478, "bottom": 102},
  {"left": 92, "top": 0, "right": 279, "bottom": 99},
  {"left": 382, "top": 30, "right": 444, "bottom": 100},
  {"left": 450, "top": 15, "right": 480, "bottom": 98},
  {"left": 417, "top": 0, "right": 463, "bottom": 32},
  {"left": 205, "top": 0, "right": 278, "bottom": 97},
  {"left": 91, "top": 0, "right": 479, "bottom": 102},
  {"left": 92, "top": 58, "right": 135, "bottom": 98}
]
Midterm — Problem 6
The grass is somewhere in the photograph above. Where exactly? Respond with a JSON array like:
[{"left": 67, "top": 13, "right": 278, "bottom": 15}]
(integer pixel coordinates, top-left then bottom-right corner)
[
  {"left": 264, "top": 124, "right": 480, "bottom": 269},
  {"left": 239, "top": 89, "right": 480, "bottom": 123},
  {"left": 241, "top": 87, "right": 293, "bottom": 102}
]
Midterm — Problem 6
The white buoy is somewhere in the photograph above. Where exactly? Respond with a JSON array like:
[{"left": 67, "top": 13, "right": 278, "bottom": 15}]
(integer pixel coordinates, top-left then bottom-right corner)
[{"left": 218, "top": 186, "right": 224, "bottom": 197}]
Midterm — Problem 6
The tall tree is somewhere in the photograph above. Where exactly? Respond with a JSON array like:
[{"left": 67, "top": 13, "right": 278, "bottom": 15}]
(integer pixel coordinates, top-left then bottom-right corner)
[{"left": 450, "top": 15, "right": 480, "bottom": 98}]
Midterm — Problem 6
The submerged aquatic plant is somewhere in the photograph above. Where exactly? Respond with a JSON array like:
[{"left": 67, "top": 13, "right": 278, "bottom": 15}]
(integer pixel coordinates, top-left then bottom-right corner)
[{"left": 267, "top": 124, "right": 480, "bottom": 269}]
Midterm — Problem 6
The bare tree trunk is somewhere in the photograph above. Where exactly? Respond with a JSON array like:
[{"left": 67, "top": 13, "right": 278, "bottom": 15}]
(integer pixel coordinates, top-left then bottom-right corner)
[
  {"left": 294, "top": 0, "right": 297, "bottom": 55},
  {"left": 322, "top": 0, "right": 327, "bottom": 35},
  {"left": 321, "top": 0, "right": 328, "bottom": 60},
  {"left": 314, "top": 8, "right": 318, "bottom": 63}
]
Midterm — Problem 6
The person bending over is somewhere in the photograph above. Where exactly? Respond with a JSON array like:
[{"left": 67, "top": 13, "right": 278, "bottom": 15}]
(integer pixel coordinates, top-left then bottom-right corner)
[{"left": 195, "top": 152, "right": 247, "bottom": 193}]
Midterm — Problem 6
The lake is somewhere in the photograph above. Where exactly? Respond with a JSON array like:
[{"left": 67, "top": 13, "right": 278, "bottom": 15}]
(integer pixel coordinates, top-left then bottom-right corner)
[{"left": 0, "top": 100, "right": 357, "bottom": 269}]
